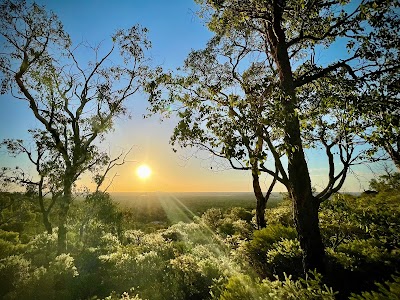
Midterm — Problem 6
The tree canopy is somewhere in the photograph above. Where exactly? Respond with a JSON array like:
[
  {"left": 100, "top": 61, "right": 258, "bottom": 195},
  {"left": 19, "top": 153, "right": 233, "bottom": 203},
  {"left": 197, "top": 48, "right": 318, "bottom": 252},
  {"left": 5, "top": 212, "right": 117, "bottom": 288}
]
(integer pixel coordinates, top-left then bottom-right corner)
[
  {"left": 149, "top": 0, "right": 400, "bottom": 273},
  {"left": 0, "top": 0, "right": 151, "bottom": 252}
]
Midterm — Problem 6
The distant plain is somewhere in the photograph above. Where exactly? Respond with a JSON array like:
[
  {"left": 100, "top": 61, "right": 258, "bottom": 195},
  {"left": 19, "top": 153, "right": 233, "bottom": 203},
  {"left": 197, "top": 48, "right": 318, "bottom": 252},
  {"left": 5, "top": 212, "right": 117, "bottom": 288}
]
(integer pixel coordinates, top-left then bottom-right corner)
[{"left": 111, "top": 192, "right": 283, "bottom": 226}]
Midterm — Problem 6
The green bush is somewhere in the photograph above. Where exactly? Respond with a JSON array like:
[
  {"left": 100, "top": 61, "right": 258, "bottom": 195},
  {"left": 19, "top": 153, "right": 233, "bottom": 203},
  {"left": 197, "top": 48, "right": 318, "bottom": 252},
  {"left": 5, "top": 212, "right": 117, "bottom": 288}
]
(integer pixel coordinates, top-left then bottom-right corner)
[
  {"left": 213, "top": 272, "right": 337, "bottom": 300},
  {"left": 0, "top": 255, "right": 31, "bottom": 298},
  {"left": 350, "top": 275, "right": 400, "bottom": 300},
  {"left": 265, "top": 200, "right": 293, "bottom": 227},
  {"left": 245, "top": 224, "right": 297, "bottom": 277},
  {"left": 251, "top": 225, "right": 297, "bottom": 251},
  {"left": 202, "top": 208, "right": 224, "bottom": 231},
  {"left": 266, "top": 238, "right": 303, "bottom": 276},
  {"left": 0, "top": 253, "right": 79, "bottom": 300},
  {"left": 0, "top": 230, "right": 26, "bottom": 258}
]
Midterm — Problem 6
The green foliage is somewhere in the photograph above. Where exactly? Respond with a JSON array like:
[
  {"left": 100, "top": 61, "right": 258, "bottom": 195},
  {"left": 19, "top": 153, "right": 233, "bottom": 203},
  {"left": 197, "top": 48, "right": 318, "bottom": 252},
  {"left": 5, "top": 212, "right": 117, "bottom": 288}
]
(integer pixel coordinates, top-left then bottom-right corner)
[
  {"left": 244, "top": 225, "right": 299, "bottom": 277},
  {"left": 265, "top": 200, "right": 293, "bottom": 227},
  {"left": 369, "top": 172, "right": 400, "bottom": 193},
  {"left": 266, "top": 238, "right": 303, "bottom": 275},
  {"left": 0, "top": 230, "right": 26, "bottom": 258},
  {"left": 200, "top": 207, "right": 254, "bottom": 238},
  {"left": 100, "top": 291, "right": 144, "bottom": 300},
  {"left": 71, "top": 192, "right": 124, "bottom": 249},
  {"left": 202, "top": 208, "right": 224, "bottom": 231},
  {"left": 250, "top": 225, "right": 297, "bottom": 253},
  {"left": 350, "top": 275, "right": 400, "bottom": 300},
  {"left": 25, "top": 230, "right": 58, "bottom": 266},
  {"left": 213, "top": 272, "right": 336, "bottom": 300},
  {"left": 0, "top": 177, "right": 399, "bottom": 299},
  {"left": 0, "top": 253, "right": 78, "bottom": 300},
  {"left": 0, "top": 255, "right": 31, "bottom": 299},
  {"left": 328, "top": 238, "right": 392, "bottom": 271}
]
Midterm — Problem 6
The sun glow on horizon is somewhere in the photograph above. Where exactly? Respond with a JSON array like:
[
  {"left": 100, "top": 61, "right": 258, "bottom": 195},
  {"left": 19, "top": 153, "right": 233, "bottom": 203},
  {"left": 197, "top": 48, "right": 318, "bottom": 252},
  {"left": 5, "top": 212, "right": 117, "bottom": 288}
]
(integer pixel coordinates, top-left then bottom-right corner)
[{"left": 136, "top": 164, "right": 152, "bottom": 179}]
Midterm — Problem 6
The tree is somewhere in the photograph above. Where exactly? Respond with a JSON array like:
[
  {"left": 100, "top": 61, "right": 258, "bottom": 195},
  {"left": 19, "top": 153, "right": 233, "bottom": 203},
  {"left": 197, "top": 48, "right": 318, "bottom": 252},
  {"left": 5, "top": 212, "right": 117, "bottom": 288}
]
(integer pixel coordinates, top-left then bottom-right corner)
[
  {"left": 359, "top": 70, "right": 400, "bottom": 169},
  {"left": 149, "top": 0, "right": 399, "bottom": 273},
  {"left": 1, "top": 134, "right": 63, "bottom": 234},
  {"left": 149, "top": 36, "right": 281, "bottom": 229},
  {"left": 197, "top": 0, "right": 399, "bottom": 273},
  {"left": 0, "top": 0, "right": 151, "bottom": 253}
]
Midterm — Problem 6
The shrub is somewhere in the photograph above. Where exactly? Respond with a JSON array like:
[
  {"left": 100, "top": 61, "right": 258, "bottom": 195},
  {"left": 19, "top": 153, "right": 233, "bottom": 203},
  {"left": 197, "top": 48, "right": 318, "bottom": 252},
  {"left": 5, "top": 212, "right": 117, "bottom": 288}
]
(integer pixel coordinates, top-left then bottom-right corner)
[
  {"left": 249, "top": 225, "right": 297, "bottom": 253},
  {"left": 213, "top": 272, "right": 337, "bottom": 300},
  {"left": 0, "top": 255, "right": 31, "bottom": 298},
  {"left": 202, "top": 208, "right": 224, "bottom": 231},
  {"left": 245, "top": 224, "right": 297, "bottom": 277},
  {"left": 101, "top": 291, "right": 144, "bottom": 300},
  {"left": 350, "top": 275, "right": 400, "bottom": 300},
  {"left": 25, "top": 230, "right": 58, "bottom": 266},
  {"left": 266, "top": 238, "right": 303, "bottom": 277},
  {"left": 0, "top": 253, "right": 79, "bottom": 300},
  {"left": 0, "top": 230, "right": 26, "bottom": 258},
  {"left": 265, "top": 200, "right": 293, "bottom": 227}
]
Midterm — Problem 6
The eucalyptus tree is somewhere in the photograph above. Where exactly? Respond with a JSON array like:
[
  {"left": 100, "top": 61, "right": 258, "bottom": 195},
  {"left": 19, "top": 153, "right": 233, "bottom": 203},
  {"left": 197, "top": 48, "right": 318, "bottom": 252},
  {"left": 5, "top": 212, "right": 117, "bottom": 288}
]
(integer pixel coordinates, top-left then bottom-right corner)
[
  {"left": 149, "top": 34, "right": 282, "bottom": 229},
  {"left": 150, "top": 0, "right": 399, "bottom": 273},
  {"left": 1, "top": 132, "right": 63, "bottom": 234},
  {"left": 149, "top": 34, "right": 360, "bottom": 234},
  {"left": 197, "top": 0, "right": 399, "bottom": 273},
  {"left": 0, "top": 0, "right": 151, "bottom": 253}
]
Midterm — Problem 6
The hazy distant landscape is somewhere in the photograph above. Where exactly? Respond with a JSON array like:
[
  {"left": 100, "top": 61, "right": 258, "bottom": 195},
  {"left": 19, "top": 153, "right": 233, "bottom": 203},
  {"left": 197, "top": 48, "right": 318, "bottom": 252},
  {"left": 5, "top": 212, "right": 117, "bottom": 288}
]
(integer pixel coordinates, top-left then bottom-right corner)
[{"left": 111, "top": 192, "right": 282, "bottom": 226}]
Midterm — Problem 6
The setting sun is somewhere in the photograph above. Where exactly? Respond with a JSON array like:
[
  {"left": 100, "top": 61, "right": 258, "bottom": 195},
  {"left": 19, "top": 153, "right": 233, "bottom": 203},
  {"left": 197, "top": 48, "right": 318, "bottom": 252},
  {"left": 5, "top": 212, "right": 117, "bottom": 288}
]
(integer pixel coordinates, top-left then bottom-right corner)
[{"left": 136, "top": 164, "right": 152, "bottom": 179}]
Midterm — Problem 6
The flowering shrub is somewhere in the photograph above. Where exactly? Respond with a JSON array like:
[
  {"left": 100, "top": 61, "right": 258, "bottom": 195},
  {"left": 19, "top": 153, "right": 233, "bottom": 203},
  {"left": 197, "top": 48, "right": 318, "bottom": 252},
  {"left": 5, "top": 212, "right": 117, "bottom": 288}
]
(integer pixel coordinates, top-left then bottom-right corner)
[{"left": 25, "top": 230, "right": 58, "bottom": 266}]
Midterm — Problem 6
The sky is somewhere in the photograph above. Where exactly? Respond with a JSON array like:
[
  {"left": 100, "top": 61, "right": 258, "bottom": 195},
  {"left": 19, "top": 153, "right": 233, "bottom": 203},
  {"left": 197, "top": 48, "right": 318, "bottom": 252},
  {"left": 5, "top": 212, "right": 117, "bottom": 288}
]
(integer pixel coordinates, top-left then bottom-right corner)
[{"left": 0, "top": 0, "right": 386, "bottom": 193}]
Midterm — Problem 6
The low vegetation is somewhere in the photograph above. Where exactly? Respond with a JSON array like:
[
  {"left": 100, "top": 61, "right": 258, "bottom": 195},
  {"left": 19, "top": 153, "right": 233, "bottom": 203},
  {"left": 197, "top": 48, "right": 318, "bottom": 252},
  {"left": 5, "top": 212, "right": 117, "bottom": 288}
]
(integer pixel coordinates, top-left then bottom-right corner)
[{"left": 1, "top": 174, "right": 399, "bottom": 299}]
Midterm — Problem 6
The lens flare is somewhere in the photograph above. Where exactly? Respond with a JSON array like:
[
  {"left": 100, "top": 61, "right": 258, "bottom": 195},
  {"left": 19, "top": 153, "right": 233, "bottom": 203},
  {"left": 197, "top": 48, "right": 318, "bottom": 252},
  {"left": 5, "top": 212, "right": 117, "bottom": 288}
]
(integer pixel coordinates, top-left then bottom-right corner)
[{"left": 137, "top": 165, "right": 151, "bottom": 179}]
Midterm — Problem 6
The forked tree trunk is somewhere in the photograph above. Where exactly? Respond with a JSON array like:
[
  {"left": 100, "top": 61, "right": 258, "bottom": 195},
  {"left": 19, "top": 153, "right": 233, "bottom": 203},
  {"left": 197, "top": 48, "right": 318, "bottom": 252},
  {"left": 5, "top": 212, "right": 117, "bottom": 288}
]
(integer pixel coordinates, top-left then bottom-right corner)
[{"left": 42, "top": 211, "right": 53, "bottom": 234}]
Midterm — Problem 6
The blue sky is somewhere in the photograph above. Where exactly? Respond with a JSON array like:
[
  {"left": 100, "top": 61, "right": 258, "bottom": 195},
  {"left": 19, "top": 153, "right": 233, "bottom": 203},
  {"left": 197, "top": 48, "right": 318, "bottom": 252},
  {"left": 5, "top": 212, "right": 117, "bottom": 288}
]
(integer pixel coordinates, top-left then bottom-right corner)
[{"left": 0, "top": 0, "right": 385, "bottom": 192}]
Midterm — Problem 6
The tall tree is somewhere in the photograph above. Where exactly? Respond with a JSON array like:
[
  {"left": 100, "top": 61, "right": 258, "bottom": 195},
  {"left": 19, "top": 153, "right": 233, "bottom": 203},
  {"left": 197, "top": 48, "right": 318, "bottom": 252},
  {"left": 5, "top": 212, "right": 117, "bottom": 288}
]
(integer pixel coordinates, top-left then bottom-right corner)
[
  {"left": 149, "top": 36, "right": 281, "bottom": 229},
  {"left": 150, "top": 0, "right": 399, "bottom": 273},
  {"left": 194, "top": 0, "right": 399, "bottom": 273},
  {"left": 148, "top": 34, "right": 360, "bottom": 237},
  {"left": 0, "top": 0, "right": 151, "bottom": 253}
]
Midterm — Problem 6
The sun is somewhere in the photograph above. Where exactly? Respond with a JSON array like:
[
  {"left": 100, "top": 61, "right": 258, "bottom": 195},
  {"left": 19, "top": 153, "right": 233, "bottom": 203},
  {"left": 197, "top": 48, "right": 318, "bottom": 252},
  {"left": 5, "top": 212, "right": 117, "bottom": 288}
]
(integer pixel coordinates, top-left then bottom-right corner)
[{"left": 136, "top": 164, "right": 152, "bottom": 179}]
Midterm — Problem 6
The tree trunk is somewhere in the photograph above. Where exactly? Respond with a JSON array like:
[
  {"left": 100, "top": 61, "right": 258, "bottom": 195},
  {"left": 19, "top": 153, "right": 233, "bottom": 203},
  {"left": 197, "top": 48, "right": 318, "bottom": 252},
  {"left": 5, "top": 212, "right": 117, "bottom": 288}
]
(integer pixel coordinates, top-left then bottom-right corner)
[
  {"left": 57, "top": 178, "right": 72, "bottom": 254},
  {"left": 42, "top": 211, "right": 53, "bottom": 234},
  {"left": 38, "top": 180, "right": 53, "bottom": 234},
  {"left": 252, "top": 170, "right": 267, "bottom": 229},
  {"left": 384, "top": 141, "right": 400, "bottom": 171},
  {"left": 293, "top": 194, "right": 325, "bottom": 272},
  {"left": 264, "top": 1, "right": 325, "bottom": 274}
]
